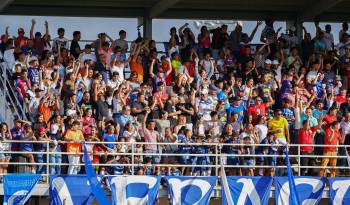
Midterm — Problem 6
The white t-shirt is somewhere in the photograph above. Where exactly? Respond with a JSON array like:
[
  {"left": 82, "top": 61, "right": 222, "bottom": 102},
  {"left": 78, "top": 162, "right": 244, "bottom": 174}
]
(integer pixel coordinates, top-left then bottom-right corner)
[
  {"left": 29, "top": 97, "right": 41, "bottom": 117},
  {"left": 82, "top": 52, "right": 96, "bottom": 63},
  {"left": 52, "top": 37, "right": 69, "bottom": 52},
  {"left": 254, "top": 124, "right": 268, "bottom": 143},
  {"left": 4, "top": 49, "right": 15, "bottom": 71},
  {"left": 111, "top": 64, "right": 125, "bottom": 82}
]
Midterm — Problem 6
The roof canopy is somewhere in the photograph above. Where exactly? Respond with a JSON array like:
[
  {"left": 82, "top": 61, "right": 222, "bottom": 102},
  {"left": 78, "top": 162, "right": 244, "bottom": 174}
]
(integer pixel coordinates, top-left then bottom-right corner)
[{"left": 0, "top": 0, "right": 349, "bottom": 22}]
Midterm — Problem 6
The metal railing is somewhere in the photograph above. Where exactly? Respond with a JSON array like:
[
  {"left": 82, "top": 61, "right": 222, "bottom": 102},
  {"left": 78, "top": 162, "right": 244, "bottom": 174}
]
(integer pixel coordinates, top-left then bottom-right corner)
[
  {"left": 0, "top": 63, "right": 28, "bottom": 125},
  {"left": 0, "top": 141, "right": 348, "bottom": 179}
]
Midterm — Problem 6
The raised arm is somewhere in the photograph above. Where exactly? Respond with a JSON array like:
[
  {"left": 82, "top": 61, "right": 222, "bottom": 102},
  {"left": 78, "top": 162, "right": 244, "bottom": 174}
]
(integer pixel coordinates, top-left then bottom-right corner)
[
  {"left": 149, "top": 58, "right": 156, "bottom": 78},
  {"left": 178, "top": 23, "right": 189, "bottom": 36},
  {"left": 249, "top": 21, "right": 262, "bottom": 41},
  {"left": 142, "top": 108, "right": 151, "bottom": 129},
  {"left": 166, "top": 58, "right": 173, "bottom": 77},
  {"left": 43, "top": 21, "right": 49, "bottom": 42},
  {"left": 30, "top": 19, "right": 36, "bottom": 39}
]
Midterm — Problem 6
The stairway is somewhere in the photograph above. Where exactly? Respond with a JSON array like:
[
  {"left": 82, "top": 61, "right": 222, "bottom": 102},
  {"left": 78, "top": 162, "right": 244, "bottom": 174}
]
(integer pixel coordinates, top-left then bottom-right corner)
[{"left": 0, "top": 62, "right": 28, "bottom": 127}]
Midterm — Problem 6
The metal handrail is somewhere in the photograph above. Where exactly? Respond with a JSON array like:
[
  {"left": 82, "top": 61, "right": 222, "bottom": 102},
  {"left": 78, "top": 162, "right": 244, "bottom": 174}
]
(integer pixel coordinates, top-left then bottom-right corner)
[
  {"left": 0, "top": 63, "right": 28, "bottom": 121},
  {"left": 0, "top": 141, "right": 348, "bottom": 179}
]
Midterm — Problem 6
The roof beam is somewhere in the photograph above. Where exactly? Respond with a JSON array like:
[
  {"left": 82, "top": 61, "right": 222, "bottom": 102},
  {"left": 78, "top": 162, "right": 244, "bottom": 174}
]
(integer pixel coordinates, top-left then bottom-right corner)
[
  {"left": 0, "top": 5, "right": 146, "bottom": 18},
  {"left": 0, "top": 0, "right": 13, "bottom": 11},
  {"left": 149, "top": 0, "right": 182, "bottom": 18},
  {"left": 160, "top": 9, "right": 298, "bottom": 21},
  {"left": 300, "top": 0, "right": 343, "bottom": 21}
]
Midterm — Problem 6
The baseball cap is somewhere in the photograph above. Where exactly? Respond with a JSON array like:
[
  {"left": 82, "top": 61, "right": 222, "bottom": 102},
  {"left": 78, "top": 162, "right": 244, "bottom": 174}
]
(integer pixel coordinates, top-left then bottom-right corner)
[
  {"left": 201, "top": 89, "right": 209, "bottom": 95},
  {"left": 272, "top": 60, "right": 279, "bottom": 65},
  {"left": 28, "top": 56, "right": 38, "bottom": 63},
  {"left": 18, "top": 28, "right": 25, "bottom": 33},
  {"left": 38, "top": 127, "right": 46, "bottom": 134},
  {"left": 233, "top": 96, "right": 242, "bottom": 101},
  {"left": 35, "top": 88, "right": 44, "bottom": 92},
  {"left": 265, "top": 59, "right": 272, "bottom": 64}
]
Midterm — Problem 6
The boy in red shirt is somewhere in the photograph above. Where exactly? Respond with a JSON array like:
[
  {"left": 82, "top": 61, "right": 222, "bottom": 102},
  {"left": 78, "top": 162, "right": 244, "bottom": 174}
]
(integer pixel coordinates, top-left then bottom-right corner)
[
  {"left": 298, "top": 120, "right": 321, "bottom": 175},
  {"left": 320, "top": 121, "right": 344, "bottom": 177}
]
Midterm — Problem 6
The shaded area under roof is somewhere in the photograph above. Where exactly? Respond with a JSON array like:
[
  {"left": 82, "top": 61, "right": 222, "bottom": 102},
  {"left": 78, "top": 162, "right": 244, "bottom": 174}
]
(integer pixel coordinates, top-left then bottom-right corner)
[{"left": 0, "top": 0, "right": 350, "bottom": 22}]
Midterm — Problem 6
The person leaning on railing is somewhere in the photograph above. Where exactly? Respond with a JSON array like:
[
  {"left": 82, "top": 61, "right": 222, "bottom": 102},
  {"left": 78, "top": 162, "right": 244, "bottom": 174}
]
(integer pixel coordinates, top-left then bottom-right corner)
[
  {"left": 64, "top": 120, "right": 85, "bottom": 174},
  {"left": 320, "top": 121, "right": 344, "bottom": 177},
  {"left": 298, "top": 119, "right": 322, "bottom": 176}
]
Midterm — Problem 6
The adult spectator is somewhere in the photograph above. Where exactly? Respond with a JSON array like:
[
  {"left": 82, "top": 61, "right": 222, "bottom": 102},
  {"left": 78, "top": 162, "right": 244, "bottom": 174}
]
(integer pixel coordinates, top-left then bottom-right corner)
[
  {"left": 320, "top": 121, "right": 344, "bottom": 177},
  {"left": 70, "top": 31, "right": 81, "bottom": 59},
  {"left": 268, "top": 109, "right": 290, "bottom": 144}
]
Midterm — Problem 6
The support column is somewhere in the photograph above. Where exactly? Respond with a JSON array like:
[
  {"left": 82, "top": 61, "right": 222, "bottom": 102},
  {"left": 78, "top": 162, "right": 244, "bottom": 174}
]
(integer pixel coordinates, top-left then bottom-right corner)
[
  {"left": 143, "top": 16, "right": 153, "bottom": 39},
  {"left": 137, "top": 16, "right": 153, "bottom": 39}
]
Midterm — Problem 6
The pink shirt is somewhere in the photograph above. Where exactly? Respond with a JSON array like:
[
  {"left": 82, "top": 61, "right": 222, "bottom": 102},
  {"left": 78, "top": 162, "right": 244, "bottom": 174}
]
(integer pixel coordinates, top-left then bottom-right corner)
[
  {"left": 98, "top": 48, "right": 112, "bottom": 66},
  {"left": 143, "top": 128, "right": 160, "bottom": 151}
]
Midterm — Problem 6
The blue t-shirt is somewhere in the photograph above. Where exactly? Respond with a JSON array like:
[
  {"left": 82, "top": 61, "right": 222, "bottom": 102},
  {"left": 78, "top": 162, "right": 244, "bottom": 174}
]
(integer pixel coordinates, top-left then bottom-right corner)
[
  {"left": 103, "top": 133, "right": 117, "bottom": 149},
  {"left": 227, "top": 104, "right": 245, "bottom": 122},
  {"left": 28, "top": 67, "right": 40, "bottom": 85},
  {"left": 177, "top": 135, "right": 193, "bottom": 152}
]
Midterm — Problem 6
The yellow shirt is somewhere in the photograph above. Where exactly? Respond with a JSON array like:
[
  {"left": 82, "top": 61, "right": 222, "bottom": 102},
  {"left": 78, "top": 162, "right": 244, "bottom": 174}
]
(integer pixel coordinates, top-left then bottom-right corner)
[
  {"left": 65, "top": 129, "right": 85, "bottom": 154},
  {"left": 268, "top": 117, "right": 288, "bottom": 139}
]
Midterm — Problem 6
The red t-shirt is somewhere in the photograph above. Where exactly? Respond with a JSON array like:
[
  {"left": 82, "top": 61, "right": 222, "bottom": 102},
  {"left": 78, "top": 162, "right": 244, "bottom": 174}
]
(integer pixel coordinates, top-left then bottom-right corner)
[
  {"left": 16, "top": 36, "right": 29, "bottom": 47},
  {"left": 93, "top": 145, "right": 104, "bottom": 163},
  {"left": 323, "top": 115, "right": 337, "bottom": 127},
  {"left": 334, "top": 95, "right": 347, "bottom": 104},
  {"left": 298, "top": 128, "right": 317, "bottom": 152},
  {"left": 161, "top": 64, "right": 173, "bottom": 86},
  {"left": 324, "top": 128, "right": 342, "bottom": 152},
  {"left": 247, "top": 103, "right": 267, "bottom": 124},
  {"left": 199, "top": 36, "right": 210, "bottom": 48}
]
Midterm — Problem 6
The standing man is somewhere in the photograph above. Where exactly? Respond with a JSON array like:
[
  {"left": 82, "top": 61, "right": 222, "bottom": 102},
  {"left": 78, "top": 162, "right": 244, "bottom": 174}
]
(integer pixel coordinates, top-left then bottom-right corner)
[
  {"left": 70, "top": 31, "right": 81, "bottom": 59},
  {"left": 142, "top": 108, "right": 161, "bottom": 163},
  {"left": 268, "top": 109, "right": 290, "bottom": 144},
  {"left": 114, "top": 30, "right": 128, "bottom": 60},
  {"left": 320, "top": 121, "right": 344, "bottom": 177}
]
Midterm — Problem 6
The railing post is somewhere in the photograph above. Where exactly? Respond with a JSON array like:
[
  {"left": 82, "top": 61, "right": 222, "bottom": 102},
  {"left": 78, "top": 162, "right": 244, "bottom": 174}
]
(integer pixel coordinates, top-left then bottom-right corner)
[
  {"left": 215, "top": 144, "right": 219, "bottom": 197},
  {"left": 298, "top": 144, "right": 301, "bottom": 176},
  {"left": 215, "top": 144, "right": 218, "bottom": 177},
  {"left": 131, "top": 142, "right": 135, "bottom": 175},
  {"left": 46, "top": 141, "right": 50, "bottom": 183}
]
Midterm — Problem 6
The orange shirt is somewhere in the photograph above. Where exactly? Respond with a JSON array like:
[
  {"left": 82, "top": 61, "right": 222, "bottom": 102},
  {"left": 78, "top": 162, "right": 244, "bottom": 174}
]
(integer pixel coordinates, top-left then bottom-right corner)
[
  {"left": 65, "top": 129, "right": 85, "bottom": 155},
  {"left": 38, "top": 104, "right": 53, "bottom": 123},
  {"left": 130, "top": 61, "right": 144, "bottom": 82},
  {"left": 324, "top": 128, "right": 342, "bottom": 152}
]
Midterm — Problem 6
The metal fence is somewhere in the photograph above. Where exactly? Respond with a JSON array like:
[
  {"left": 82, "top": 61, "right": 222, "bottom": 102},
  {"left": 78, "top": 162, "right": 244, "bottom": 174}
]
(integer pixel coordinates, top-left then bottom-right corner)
[{"left": 0, "top": 141, "right": 349, "bottom": 180}]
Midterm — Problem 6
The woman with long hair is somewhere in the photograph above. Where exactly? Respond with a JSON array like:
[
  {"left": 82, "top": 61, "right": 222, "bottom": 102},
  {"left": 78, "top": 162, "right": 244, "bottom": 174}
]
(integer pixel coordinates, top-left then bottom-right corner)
[{"left": 0, "top": 123, "right": 12, "bottom": 175}]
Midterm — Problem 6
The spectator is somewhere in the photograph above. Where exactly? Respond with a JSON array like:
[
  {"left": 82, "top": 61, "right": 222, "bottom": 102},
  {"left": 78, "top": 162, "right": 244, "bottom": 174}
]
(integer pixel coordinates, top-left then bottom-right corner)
[
  {"left": 70, "top": 31, "right": 81, "bottom": 59},
  {"left": 52, "top": 28, "right": 69, "bottom": 54},
  {"left": 268, "top": 109, "right": 290, "bottom": 144},
  {"left": 320, "top": 121, "right": 344, "bottom": 177},
  {"left": 2, "top": 20, "right": 350, "bottom": 178},
  {"left": 64, "top": 120, "right": 85, "bottom": 174},
  {"left": 0, "top": 123, "right": 12, "bottom": 175}
]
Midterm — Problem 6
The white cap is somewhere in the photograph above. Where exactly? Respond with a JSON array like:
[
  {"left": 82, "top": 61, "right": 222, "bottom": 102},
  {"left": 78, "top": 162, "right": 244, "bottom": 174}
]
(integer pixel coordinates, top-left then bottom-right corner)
[
  {"left": 272, "top": 60, "right": 279, "bottom": 65},
  {"left": 201, "top": 89, "right": 209, "bottom": 95},
  {"left": 28, "top": 56, "right": 38, "bottom": 63},
  {"left": 290, "top": 26, "right": 296, "bottom": 32},
  {"left": 265, "top": 59, "right": 272, "bottom": 64}
]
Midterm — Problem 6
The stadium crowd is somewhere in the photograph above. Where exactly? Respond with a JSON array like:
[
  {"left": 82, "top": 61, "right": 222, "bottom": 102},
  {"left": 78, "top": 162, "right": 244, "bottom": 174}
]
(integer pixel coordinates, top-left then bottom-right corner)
[{"left": 0, "top": 18, "right": 350, "bottom": 178}]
